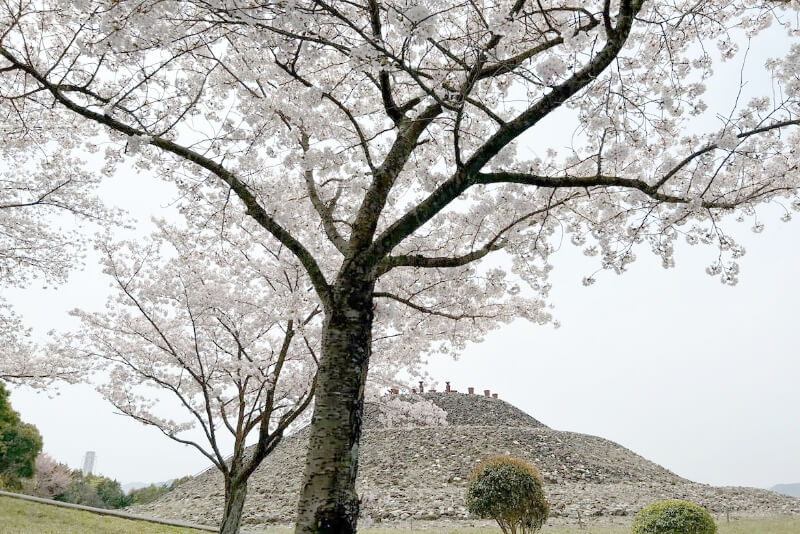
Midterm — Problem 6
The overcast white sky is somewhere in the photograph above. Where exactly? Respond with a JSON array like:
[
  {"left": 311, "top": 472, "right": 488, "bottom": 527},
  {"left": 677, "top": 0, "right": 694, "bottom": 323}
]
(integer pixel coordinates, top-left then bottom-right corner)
[{"left": 3, "top": 21, "right": 799, "bottom": 491}]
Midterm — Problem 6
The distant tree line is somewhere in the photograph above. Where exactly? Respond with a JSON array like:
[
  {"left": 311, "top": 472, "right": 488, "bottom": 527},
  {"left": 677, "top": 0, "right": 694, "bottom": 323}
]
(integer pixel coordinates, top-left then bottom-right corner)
[
  {"left": 124, "top": 477, "right": 193, "bottom": 506},
  {"left": 23, "top": 453, "right": 190, "bottom": 509},
  {"left": 1, "top": 381, "right": 188, "bottom": 508}
]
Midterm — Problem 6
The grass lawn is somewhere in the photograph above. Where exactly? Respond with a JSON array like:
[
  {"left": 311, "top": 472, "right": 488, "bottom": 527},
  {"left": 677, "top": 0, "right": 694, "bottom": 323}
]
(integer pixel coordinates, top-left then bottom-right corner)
[
  {"left": 1, "top": 495, "right": 798, "bottom": 534},
  {"left": 222, "top": 516, "right": 800, "bottom": 533},
  {"left": 0, "top": 495, "right": 205, "bottom": 534},
  {"left": 358, "top": 516, "right": 800, "bottom": 533},
  {"left": 359, "top": 517, "right": 800, "bottom": 533}
]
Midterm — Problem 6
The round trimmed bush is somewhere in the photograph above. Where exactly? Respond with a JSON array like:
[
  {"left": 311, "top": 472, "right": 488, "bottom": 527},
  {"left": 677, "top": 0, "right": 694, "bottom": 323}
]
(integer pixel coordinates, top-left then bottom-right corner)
[
  {"left": 632, "top": 500, "right": 717, "bottom": 534},
  {"left": 465, "top": 455, "right": 549, "bottom": 534}
]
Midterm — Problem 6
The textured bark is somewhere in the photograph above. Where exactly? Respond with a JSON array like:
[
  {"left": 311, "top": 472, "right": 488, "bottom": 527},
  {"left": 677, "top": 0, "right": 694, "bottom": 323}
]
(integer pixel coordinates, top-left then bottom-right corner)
[
  {"left": 220, "top": 476, "right": 248, "bottom": 534},
  {"left": 295, "top": 274, "right": 375, "bottom": 534}
]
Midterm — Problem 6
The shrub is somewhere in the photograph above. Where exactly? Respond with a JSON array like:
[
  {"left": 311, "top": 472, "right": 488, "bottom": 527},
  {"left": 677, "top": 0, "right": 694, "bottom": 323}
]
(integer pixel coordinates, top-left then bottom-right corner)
[
  {"left": 465, "top": 454, "right": 549, "bottom": 534},
  {"left": 56, "top": 476, "right": 105, "bottom": 508},
  {"left": 632, "top": 500, "right": 717, "bottom": 534},
  {"left": 95, "top": 476, "right": 131, "bottom": 509},
  {"left": 55, "top": 471, "right": 132, "bottom": 509}
]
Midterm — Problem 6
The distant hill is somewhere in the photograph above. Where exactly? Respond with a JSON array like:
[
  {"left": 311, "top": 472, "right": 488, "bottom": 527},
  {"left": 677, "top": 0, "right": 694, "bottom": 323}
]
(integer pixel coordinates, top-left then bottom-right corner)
[{"left": 771, "top": 483, "right": 800, "bottom": 498}]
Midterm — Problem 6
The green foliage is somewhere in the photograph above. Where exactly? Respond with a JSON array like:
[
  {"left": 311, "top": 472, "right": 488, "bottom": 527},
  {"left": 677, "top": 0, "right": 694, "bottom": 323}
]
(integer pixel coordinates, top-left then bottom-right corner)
[
  {"left": 56, "top": 471, "right": 132, "bottom": 509},
  {"left": 127, "top": 475, "right": 192, "bottom": 505},
  {"left": 0, "top": 382, "right": 43, "bottom": 489},
  {"left": 127, "top": 483, "right": 170, "bottom": 505},
  {"left": 465, "top": 455, "right": 549, "bottom": 534},
  {"left": 632, "top": 500, "right": 717, "bottom": 534},
  {"left": 56, "top": 471, "right": 189, "bottom": 509},
  {"left": 57, "top": 476, "right": 105, "bottom": 508},
  {"left": 95, "top": 476, "right": 131, "bottom": 509},
  {"left": 0, "top": 495, "right": 207, "bottom": 534}
]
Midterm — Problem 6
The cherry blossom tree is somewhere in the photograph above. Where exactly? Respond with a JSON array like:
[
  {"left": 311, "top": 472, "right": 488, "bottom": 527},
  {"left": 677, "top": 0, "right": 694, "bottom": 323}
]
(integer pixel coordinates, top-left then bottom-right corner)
[
  {"left": 0, "top": 132, "right": 111, "bottom": 384},
  {"left": 66, "top": 221, "right": 319, "bottom": 534},
  {"left": 23, "top": 453, "right": 73, "bottom": 499},
  {"left": 2, "top": 1, "right": 800, "bottom": 533}
]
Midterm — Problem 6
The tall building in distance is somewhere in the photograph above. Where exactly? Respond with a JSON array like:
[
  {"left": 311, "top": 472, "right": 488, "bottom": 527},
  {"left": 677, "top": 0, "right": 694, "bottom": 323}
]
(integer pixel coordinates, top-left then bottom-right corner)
[{"left": 82, "top": 451, "right": 96, "bottom": 476}]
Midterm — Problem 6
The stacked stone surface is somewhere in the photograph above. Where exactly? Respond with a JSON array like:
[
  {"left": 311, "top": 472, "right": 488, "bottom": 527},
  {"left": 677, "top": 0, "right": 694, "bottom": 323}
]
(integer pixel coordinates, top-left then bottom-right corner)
[
  {"left": 362, "top": 392, "right": 548, "bottom": 429},
  {"left": 131, "top": 392, "right": 800, "bottom": 527}
]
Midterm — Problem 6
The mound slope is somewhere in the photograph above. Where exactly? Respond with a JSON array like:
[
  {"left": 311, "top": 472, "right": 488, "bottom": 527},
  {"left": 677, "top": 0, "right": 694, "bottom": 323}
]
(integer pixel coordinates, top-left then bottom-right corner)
[
  {"left": 362, "top": 392, "right": 548, "bottom": 428},
  {"left": 132, "top": 392, "right": 800, "bottom": 526}
]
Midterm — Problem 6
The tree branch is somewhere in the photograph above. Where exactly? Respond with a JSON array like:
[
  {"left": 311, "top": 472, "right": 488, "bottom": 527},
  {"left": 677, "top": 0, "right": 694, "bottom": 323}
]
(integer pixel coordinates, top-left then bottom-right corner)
[
  {"left": 377, "top": 244, "right": 499, "bottom": 276},
  {"left": 374, "top": 291, "right": 494, "bottom": 321},
  {"left": 377, "top": 195, "right": 579, "bottom": 275},
  {"left": 366, "top": 0, "right": 645, "bottom": 263},
  {"left": 349, "top": 102, "right": 443, "bottom": 249},
  {"left": 0, "top": 45, "right": 333, "bottom": 309},
  {"left": 300, "top": 133, "right": 350, "bottom": 254}
]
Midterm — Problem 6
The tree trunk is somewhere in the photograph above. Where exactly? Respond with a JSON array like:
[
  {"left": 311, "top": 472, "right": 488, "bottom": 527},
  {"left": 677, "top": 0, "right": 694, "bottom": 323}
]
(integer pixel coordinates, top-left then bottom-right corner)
[
  {"left": 220, "top": 476, "right": 248, "bottom": 534},
  {"left": 295, "top": 278, "right": 374, "bottom": 534}
]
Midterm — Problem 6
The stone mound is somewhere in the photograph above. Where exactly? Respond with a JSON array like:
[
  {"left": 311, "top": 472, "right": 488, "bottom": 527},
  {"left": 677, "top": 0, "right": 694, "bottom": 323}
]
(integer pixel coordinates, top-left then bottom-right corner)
[
  {"left": 131, "top": 393, "right": 800, "bottom": 527},
  {"left": 362, "top": 392, "right": 548, "bottom": 428}
]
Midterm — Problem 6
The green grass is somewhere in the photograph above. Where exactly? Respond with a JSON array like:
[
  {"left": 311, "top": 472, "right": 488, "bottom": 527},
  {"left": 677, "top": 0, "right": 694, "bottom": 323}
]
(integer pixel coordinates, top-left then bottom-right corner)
[
  {"left": 0, "top": 495, "right": 205, "bottom": 534},
  {"left": 711, "top": 517, "right": 800, "bottom": 534},
  {"left": 1, "top": 496, "right": 798, "bottom": 534},
  {"left": 357, "top": 517, "right": 800, "bottom": 533}
]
